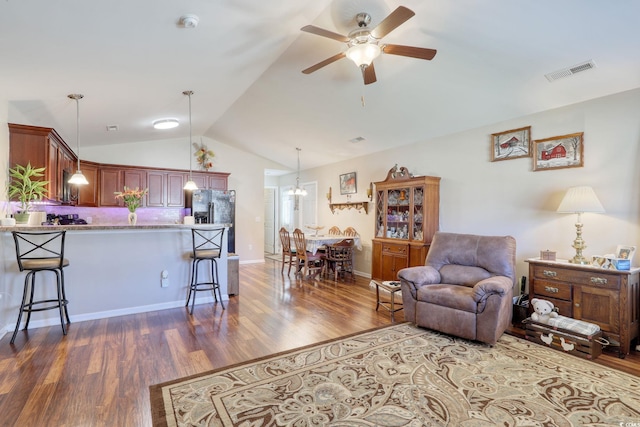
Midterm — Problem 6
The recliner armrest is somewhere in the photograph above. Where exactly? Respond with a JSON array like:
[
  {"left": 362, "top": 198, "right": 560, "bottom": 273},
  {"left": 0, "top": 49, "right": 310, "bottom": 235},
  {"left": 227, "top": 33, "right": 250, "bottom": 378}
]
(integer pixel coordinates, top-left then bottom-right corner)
[
  {"left": 397, "top": 266, "right": 441, "bottom": 287},
  {"left": 472, "top": 276, "right": 512, "bottom": 304}
]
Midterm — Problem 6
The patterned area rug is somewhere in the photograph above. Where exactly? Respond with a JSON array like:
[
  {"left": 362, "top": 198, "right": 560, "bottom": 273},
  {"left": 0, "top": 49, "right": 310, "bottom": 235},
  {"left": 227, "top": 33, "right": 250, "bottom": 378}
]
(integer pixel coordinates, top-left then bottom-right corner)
[{"left": 150, "top": 323, "right": 640, "bottom": 426}]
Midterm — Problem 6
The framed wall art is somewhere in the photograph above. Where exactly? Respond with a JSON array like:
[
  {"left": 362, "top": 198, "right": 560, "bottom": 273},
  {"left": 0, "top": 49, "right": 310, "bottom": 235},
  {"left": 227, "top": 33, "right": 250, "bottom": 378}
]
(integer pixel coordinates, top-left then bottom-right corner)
[
  {"left": 491, "top": 126, "right": 531, "bottom": 161},
  {"left": 339, "top": 172, "right": 357, "bottom": 195},
  {"left": 533, "top": 132, "right": 584, "bottom": 171}
]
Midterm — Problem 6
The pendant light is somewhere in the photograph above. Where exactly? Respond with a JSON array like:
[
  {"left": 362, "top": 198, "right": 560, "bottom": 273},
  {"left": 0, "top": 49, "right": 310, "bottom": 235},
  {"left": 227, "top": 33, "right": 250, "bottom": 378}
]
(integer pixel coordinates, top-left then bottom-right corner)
[
  {"left": 287, "top": 147, "right": 307, "bottom": 196},
  {"left": 183, "top": 90, "right": 198, "bottom": 191},
  {"left": 67, "top": 94, "right": 89, "bottom": 185}
]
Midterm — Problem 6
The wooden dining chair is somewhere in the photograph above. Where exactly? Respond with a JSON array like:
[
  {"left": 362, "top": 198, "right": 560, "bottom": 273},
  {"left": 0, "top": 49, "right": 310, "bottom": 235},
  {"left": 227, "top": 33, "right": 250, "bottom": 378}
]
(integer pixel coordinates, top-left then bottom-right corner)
[
  {"left": 328, "top": 226, "right": 341, "bottom": 235},
  {"left": 343, "top": 227, "right": 358, "bottom": 237},
  {"left": 279, "top": 227, "right": 297, "bottom": 275},
  {"left": 292, "top": 228, "right": 324, "bottom": 278},
  {"left": 325, "top": 238, "right": 355, "bottom": 281}
]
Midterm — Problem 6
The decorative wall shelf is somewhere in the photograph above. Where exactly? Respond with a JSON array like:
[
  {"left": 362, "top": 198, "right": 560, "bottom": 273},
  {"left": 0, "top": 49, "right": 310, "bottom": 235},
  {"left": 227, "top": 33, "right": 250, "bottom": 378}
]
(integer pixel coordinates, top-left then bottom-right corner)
[
  {"left": 329, "top": 201, "right": 368, "bottom": 214},
  {"left": 325, "top": 186, "right": 370, "bottom": 214}
]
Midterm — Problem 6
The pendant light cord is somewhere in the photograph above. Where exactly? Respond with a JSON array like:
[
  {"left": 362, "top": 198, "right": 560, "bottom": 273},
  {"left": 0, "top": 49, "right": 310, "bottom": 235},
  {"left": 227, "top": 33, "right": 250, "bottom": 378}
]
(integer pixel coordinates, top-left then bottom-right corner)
[{"left": 75, "top": 97, "right": 81, "bottom": 170}]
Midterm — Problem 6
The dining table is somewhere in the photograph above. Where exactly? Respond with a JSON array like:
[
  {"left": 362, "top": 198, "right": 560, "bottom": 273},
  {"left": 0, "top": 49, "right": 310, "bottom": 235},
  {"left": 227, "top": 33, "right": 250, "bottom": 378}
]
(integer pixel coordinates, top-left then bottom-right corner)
[{"left": 304, "top": 235, "right": 362, "bottom": 255}]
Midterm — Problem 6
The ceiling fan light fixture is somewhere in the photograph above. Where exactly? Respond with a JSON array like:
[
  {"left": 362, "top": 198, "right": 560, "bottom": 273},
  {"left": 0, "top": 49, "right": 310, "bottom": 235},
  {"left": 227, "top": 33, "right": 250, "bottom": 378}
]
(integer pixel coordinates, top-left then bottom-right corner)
[
  {"left": 346, "top": 43, "right": 381, "bottom": 67},
  {"left": 153, "top": 118, "right": 179, "bottom": 130}
]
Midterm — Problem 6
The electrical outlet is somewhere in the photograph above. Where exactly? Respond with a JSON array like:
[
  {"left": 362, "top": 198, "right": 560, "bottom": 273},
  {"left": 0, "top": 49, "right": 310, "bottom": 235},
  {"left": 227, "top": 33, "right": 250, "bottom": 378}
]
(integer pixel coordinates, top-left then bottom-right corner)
[{"left": 161, "top": 270, "right": 169, "bottom": 288}]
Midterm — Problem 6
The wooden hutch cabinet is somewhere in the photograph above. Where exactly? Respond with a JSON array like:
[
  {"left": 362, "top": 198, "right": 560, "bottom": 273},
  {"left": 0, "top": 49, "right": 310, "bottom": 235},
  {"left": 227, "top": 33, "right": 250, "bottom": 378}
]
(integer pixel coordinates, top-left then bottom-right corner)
[
  {"left": 371, "top": 167, "right": 440, "bottom": 282},
  {"left": 527, "top": 258, "right": 640, "bottom": 357}
]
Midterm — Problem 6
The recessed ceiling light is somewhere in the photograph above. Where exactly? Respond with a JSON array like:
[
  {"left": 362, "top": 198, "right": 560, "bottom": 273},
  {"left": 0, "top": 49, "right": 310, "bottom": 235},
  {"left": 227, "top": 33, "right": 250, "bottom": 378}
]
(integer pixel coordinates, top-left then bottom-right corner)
[{"left": 153, "top": 119, "right": 179, "bottom": 130}]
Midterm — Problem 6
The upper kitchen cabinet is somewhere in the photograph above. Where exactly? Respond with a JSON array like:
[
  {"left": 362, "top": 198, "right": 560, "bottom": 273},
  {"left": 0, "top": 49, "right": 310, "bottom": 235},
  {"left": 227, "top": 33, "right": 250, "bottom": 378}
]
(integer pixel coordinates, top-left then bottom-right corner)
[
  {"left": 99, "top": 166, "right": 147, "bottom": 207},
  {"left": 8, "top": 123, "right": 78, "bottom": 203},
  {"left": 76, "top": 160, "right": 99, "bottom": 207},
  {"left": 190, "top": 172, "right": 229, "bottom": 190}
]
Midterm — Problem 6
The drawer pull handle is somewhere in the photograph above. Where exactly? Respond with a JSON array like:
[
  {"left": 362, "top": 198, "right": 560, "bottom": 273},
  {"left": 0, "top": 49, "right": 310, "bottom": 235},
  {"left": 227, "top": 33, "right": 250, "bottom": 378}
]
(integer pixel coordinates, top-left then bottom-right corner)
[
  {"left": 544, "top": 286, "right": 559, "bottom": 293},
  {"left": 590, "top": 277, "right": 607, "bottom": 285},
  {"left": 543, "top": 270, "right": 557, "bottom": 277}
]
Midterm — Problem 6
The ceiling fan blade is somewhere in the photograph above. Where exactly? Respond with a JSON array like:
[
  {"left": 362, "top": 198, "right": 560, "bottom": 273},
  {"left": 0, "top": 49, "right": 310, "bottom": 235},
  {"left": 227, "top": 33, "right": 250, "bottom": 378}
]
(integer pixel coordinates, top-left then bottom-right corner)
[
  {"left": 382, "top": 44, "right": 437, "bottom": 60},
  {"left": 300, "top": 25, "right": 350, "bottom": 43},
  {"left": 363, "top": 63, "right": 377, "bottom": 85},
  {"left": 302, "top": 52, "right": 346, "bottom": 74},
  {"left": 370, "top": 6, "right": 415, "bottom": 39}
]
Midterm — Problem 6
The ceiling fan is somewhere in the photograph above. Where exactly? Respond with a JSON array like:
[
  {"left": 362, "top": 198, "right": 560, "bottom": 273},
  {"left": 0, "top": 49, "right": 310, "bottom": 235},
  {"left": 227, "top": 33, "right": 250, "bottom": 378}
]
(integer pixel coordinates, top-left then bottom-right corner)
[{"left": 301, "top": 6, "right": 437, "bottom": 85}]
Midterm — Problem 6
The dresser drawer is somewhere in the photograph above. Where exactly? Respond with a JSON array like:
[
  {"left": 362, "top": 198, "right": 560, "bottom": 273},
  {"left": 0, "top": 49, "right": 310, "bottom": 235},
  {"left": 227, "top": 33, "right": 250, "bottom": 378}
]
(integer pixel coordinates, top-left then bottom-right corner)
[
  {"left": 382, "top": 243, "right": 407, "bottom": 256},
  {"left": 532, "top": 265, "right": 620, "bottom": 289},
  {"left": 534, "top": 280, "right": 572, "bottom": 301}
]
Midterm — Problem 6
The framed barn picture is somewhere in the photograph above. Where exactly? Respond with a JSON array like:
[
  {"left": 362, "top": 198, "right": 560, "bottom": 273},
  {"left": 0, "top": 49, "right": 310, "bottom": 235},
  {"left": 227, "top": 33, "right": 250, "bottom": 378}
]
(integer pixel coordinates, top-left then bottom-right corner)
[
  {"left": 339, "top": 172, "right": 357, "bottom": 195},
  {"left": 533, "top": 132, "right": 584, "bottom": 171},
  {"left": 491, "top": 126, "right": 531, "bottom": 161}
]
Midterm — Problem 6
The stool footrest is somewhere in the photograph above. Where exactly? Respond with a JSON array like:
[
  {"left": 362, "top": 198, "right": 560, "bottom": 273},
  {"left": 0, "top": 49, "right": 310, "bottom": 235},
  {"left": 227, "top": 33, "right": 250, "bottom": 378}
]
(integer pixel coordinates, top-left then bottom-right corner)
[{"left": 23, "top": 299, "right": 69, "bottom": 313}]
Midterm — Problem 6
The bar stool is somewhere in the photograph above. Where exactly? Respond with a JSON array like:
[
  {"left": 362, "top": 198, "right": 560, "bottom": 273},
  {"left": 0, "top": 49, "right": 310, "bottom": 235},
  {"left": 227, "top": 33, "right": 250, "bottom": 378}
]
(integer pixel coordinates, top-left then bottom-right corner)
[
  {"left": 186, "top": 227, "right": 226, "bottom": 314},
  {"left": 11, "top": 231, "right": 71, "bottom": 344}
]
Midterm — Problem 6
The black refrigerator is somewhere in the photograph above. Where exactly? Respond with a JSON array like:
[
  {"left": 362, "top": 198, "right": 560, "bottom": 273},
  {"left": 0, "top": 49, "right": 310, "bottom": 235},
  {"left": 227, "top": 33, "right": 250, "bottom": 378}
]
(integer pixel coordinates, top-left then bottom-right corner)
[{"left": 191, "top": 189, "right": 236, "bottom": 253}]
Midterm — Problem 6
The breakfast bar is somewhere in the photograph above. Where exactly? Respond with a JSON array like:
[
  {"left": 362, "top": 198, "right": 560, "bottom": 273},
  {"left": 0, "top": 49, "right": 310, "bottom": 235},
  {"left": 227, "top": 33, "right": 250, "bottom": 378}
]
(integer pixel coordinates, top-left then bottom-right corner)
[{"left": 0, "top": 223, "right": 231, "bottom": 334}]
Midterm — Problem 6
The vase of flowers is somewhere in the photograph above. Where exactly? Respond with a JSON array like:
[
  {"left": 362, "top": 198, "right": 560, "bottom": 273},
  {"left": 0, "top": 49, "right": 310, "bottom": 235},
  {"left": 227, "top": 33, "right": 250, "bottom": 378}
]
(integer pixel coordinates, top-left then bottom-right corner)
[
  {"left": 114, "top": 186, "right": 148, "bottom": 225},
  {"left": 193, "top": 142, "right": 215, "bottom": 171}
]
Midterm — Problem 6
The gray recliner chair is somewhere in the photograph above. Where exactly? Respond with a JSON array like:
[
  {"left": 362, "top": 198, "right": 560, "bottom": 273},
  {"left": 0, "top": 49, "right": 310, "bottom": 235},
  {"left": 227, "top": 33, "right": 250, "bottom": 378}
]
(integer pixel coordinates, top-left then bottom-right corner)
[{"left": 398, "top": 232, "right": 516, "bottom": 345}]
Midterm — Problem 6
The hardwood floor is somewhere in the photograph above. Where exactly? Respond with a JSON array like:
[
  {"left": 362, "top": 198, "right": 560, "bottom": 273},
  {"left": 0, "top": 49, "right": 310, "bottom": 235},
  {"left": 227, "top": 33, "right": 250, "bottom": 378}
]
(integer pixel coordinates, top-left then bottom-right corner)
[{"left": 0, "top": 258, "right": 638, "bottom": 427}]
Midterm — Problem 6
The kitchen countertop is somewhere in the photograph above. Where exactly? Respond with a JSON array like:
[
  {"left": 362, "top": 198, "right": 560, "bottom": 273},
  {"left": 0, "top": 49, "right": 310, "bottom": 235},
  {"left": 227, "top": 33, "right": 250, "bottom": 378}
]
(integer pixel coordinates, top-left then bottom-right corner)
[{"left": 0, "top": 223, "right": 233, "bottom": 232}]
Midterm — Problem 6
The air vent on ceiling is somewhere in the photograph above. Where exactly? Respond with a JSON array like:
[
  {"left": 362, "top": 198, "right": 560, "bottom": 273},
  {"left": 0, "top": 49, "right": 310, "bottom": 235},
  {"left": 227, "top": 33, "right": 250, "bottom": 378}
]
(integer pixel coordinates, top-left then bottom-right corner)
[
  {"left": 349, "top": 136, "right": 366, "bottom": 143},
  {"left": 545, "top": 60, "right": 597, "bottom": 82},
  {"left": 106, "top": 125, "right": 119, "bottom": 132}
]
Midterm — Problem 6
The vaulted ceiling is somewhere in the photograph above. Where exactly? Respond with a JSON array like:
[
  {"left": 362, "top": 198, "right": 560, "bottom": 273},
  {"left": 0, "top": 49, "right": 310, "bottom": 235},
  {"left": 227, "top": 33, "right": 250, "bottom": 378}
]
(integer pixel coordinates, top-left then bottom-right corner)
[{"left": 2, "top": 0, "right": 639, "bottom": 172}]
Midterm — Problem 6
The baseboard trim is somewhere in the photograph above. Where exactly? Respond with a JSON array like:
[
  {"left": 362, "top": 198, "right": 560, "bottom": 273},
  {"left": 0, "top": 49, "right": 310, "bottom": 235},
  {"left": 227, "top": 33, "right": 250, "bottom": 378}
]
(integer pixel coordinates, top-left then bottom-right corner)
[{"left": 0, "top": 295, "right": 229, "bottom": 337}]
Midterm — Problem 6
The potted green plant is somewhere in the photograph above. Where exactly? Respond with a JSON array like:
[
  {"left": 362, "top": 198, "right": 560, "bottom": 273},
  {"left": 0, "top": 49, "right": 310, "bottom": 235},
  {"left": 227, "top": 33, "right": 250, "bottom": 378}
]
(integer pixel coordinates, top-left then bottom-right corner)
[{"left": 7, "top": 163, "right": 49, "bottom": 223}]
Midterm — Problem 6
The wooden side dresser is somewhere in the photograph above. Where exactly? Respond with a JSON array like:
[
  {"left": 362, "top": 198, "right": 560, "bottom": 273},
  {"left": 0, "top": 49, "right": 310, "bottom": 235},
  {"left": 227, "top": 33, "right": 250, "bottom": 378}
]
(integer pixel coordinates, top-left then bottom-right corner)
[{"left": 526, "top": 258, "right": 640, "bottom": 357}]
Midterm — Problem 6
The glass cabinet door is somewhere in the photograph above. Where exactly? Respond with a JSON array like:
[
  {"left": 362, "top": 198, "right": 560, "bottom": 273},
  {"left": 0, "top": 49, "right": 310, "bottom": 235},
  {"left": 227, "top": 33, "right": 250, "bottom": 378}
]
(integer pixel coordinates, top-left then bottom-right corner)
[
  {"left": 386, "top": 187, "right": 410, "bottom": 240},
  {"left": 375, "top": 190, "right": 385, "bottom": 237},
  {"left": 412, "top": 186, "right": 424, "bottom": 241}
]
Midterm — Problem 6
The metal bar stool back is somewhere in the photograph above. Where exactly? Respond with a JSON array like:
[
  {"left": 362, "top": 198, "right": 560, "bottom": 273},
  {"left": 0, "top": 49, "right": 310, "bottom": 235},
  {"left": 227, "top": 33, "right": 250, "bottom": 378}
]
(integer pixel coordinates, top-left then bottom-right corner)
[
  {"left": 11, "top": 231, "right": 70, "bottom": 344},
  {"left": 186, "top": 227, "right": 226, "bottom": 314}
]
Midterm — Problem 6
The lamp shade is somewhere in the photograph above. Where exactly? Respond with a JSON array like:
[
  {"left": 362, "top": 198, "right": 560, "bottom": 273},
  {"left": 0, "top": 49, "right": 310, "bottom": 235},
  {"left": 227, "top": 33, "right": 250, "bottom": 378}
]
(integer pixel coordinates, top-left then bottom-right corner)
[
  {"left": 346, "top": 43, "right": 381, "bottom": 67},
  {"left": 557, "top": 186, "right": 605, "bottom": 214}
]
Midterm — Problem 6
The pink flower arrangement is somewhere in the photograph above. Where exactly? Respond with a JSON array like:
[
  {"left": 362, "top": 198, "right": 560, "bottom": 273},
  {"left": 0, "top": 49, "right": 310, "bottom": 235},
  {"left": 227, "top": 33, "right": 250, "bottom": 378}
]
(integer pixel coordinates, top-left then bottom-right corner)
[{"left": 114, "top": 186, "right": 148, "bottom": 212}]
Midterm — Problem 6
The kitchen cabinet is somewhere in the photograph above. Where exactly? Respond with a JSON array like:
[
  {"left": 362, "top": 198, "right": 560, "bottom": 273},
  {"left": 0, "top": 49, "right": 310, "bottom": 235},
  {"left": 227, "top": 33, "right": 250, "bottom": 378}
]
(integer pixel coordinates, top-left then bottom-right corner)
[
  {"left": 371, "top": 169, "right": 440, "bottom": 282},
  {"left": 146, "top": 171, "right": 188, "bottom": 208},
  {"left": 99, "top": 167, "right": 123, "bottom": 206},
  {"left": 76, "top": 161, "right": 99, "bottom": 207},
  {"left": 527, "top": 258, "right": 640, "bottom": 357},
  {"left": 99, "top": 167, "right": 147, "bottom": 207},
  {"left": 8, "top": 123, "right": 78, "bottom": 203},
  {"left": 167, "top": 173, "right": 185, "bottom": 207},
  {"left": 191, "top": 172, "right": 229, "bottom": 190}
]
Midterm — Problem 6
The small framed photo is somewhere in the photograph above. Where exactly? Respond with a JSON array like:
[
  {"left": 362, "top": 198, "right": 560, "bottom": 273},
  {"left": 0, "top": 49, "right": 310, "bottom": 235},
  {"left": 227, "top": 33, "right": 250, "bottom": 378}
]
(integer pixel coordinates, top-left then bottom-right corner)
[
  {"left": 616, "top": 245, "right": 636, "bottom": 263},
  {"left": 339, "top": 172, "right": 357, "bottom": 195},
  {"left": 491, "top": 126, "right": 531, "bottom": 161},
  {"left": 533, "top": 132, "right": 584, "bottom": 171}
]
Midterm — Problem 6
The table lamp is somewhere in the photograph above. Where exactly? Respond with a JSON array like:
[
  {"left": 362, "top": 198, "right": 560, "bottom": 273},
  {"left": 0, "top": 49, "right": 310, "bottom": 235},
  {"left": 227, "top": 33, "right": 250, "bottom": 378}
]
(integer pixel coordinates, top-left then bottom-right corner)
[{"left": 556, "top": 186, "right": 605, "bottom": 264}]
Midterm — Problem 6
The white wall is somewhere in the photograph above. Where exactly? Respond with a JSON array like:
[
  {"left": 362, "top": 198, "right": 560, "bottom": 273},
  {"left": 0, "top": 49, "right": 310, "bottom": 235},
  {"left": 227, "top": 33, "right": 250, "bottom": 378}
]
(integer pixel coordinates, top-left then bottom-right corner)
[{"left": 284, "top": 88, "right": 640, "bottom": 284}]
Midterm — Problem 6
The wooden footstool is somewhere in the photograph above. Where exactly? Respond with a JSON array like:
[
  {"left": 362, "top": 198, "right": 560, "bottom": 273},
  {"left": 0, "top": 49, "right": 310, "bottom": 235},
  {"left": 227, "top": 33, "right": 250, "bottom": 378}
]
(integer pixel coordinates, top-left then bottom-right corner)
[{"left": 373, "top": 280, "right": 403, "bottom": 321}]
